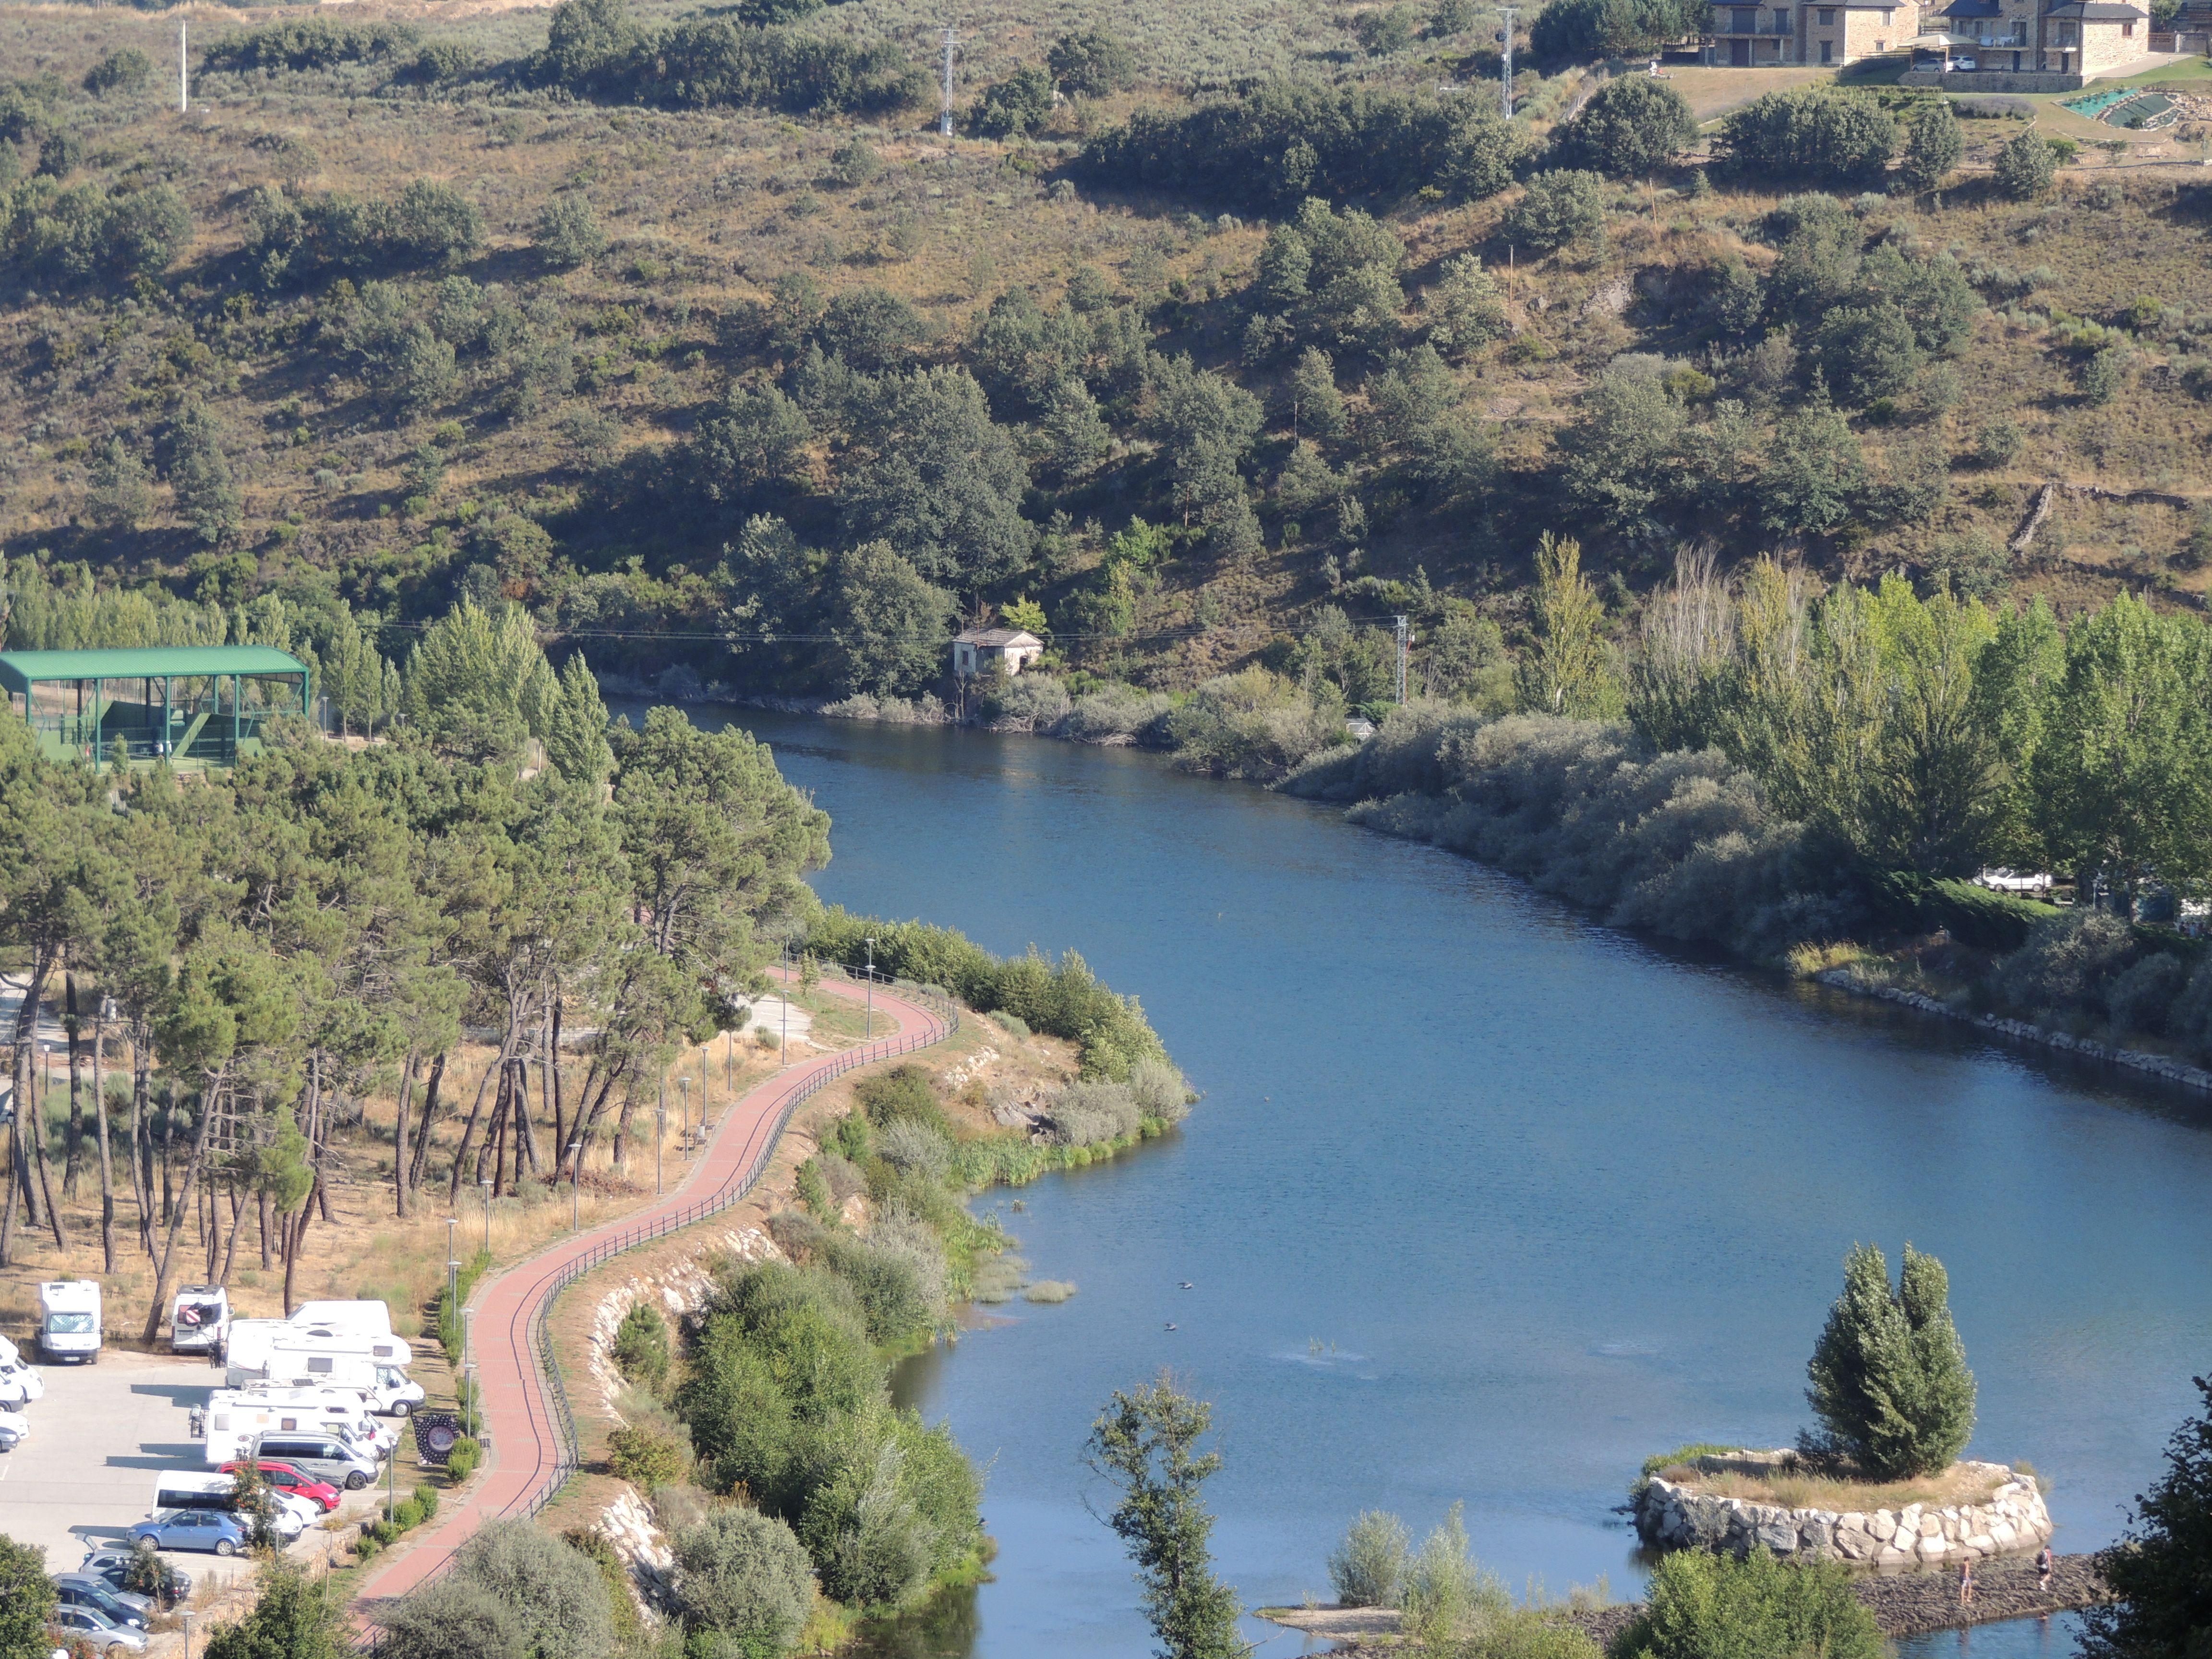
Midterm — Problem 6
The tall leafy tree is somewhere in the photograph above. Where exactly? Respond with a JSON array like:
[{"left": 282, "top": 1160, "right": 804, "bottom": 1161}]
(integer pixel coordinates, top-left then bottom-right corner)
[
  {"left": 1515, "top": 534, "right": 1620, "bottom": 720},
  {"left": 2081, "top": 1374, "right": 2212, "bottom": 1659},
  {"left": 1086, "top": 1375, "right": 1250, "bottom": 1659},
  {"left": 2033, "top": 593, "right": 2212, "bottom": 907}
]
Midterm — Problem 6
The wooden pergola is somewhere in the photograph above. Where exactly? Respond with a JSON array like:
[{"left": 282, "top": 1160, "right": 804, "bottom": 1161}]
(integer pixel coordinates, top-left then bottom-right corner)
[{"left": 0, "top": 645, "right": 314, "bottom": 769}]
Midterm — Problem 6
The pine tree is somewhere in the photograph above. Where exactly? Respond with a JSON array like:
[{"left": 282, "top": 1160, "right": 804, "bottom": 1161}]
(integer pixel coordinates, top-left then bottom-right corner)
[
  {"left": 1806, "top": 1242, "right": 1977, "bottom": 1479},
  {"left": 169, "top": 401, "right": 242, "bottom": 545},
  {"left": 87, "top": 436, "right": 154, "bottom": 530}
]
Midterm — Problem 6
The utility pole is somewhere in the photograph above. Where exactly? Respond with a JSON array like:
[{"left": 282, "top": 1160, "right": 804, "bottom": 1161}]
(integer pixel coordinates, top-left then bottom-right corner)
[
  {"left": 179, "top": 19, "right": 188, "bottom": 114},
  {"left": 865, "top": 938, "right": 876, "bottom": 1040},
  {"left": 1394, "top": 615, "right": 1410, "bottom": 705},
  {"left": 940, "top": 26, "right": 958, "bottom": 138},
  {"left": 1498, "top": 8, "right": 1517, "bottom": 120}
]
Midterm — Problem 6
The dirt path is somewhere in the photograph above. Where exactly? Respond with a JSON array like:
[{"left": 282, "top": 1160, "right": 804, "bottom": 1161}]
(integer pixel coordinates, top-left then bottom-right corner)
[{"left": 348, "top": 970, "right": 954, "bottom": 1614}]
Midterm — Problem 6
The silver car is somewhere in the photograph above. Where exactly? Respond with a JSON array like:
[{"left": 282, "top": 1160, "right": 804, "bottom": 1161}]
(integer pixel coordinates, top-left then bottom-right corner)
[
  {"left": 76, "top": 1550, "right": 190, "bottom": 1605},
  {"left": 53, "top": 1577, "right": 151, "bottom": 1634},
  {"left": 48, "top": 1605, "right": 147, "bottom": 1656}
]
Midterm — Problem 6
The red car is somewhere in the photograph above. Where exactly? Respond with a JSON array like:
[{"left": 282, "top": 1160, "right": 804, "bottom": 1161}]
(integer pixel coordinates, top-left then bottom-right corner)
[{"left": 220, "top": 1459, "right": 342, "bottom": 1513}]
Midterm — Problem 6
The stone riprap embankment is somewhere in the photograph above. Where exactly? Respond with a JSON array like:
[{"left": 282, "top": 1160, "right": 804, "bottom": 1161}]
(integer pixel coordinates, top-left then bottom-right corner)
[
  {"left": 1635, "top": 1450, "right": 2053, "bottom": 1566},
  {"left": 1816, "top": 969, "right": 2212, "bottom": 1093}
]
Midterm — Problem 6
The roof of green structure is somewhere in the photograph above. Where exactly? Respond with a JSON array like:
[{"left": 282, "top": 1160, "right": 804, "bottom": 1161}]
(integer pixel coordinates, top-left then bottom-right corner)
[{"left": 0, "top": 646, "right": 310, "bottom": 695}]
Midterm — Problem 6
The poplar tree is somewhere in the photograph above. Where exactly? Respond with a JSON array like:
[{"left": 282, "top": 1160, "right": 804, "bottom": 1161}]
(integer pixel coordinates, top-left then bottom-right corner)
[
  {"left": 1515, "top": 533, "right": 1621, "bottom": 720},
  {"left": 1086, "top": 1375, "right": 1250, "bottom": 1659}
]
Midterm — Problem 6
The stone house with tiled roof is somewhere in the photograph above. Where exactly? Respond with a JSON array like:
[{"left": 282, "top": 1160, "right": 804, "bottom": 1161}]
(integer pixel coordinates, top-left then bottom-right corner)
[
  {"left": 1932, "top": 0, "right": 2148, "bottom": 73},
  {"left": 1705, "top": 0, "right": 1919, "bottom": 62}
]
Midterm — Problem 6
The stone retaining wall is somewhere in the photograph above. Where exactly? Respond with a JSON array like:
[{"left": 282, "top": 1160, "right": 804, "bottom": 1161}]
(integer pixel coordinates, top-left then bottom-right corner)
[{"left": 1635, "top": 1451, "right": 2054, "bottom": 1567}]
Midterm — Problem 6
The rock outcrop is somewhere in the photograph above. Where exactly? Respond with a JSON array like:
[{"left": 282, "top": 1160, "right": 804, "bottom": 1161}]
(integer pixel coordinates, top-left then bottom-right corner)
[{"left": 1635, "top": 1450, "right": 2054, "bottom": 1568}]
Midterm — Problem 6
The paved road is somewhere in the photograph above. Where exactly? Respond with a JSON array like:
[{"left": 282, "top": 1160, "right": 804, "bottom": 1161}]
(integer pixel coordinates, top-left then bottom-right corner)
[{"left": 353, "top": 973, "right": 953, "bottom": 1612}]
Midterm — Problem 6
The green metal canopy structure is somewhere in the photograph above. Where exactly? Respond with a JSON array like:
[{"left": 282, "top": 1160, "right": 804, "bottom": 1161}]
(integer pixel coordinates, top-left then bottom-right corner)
[{"left": 0, "top": 645, "right": 313, "bottom": 769}]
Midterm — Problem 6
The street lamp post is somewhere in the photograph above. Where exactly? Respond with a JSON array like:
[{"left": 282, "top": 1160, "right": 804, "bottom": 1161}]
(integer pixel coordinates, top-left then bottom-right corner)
[
  {"left": 865, "top": 936, "right": 876, "bottom": 1038},
  {"left": 479, "top": 1178, "right": 493, "bottom": 1259},
  {"left": 678, "top": 1077, "right": 690, "bottom": 1162},
  {"left": 655, "top": 1094, "right": 665, "bottom": 1196},
  {"left": 182, "top": 1611, "right": 194, "bottom": 1659},
  {"left": 569, "top": 1139, "right": 582, "bottom": 1230}
]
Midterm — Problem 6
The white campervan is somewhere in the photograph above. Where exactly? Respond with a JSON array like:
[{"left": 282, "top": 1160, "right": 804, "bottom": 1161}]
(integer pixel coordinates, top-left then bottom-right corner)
[
  {"left": 206, "top": 1389, "right": 393, "bottom": 1461},
  {"left": 285, "top": 1300, "right": 394, "bottom": 1340},
  {"left": 0, "top": 1335, "right": 43, "bottom": 1406},
  {"left": 224, "top": 1319, "right": 408, "bottom": 1386},
  {"left": 38, "top": 1280, "right": 101, "bottom": 1363},
  {"left": 170, "top": 1286, "right": 231, "bottom": 1357}
]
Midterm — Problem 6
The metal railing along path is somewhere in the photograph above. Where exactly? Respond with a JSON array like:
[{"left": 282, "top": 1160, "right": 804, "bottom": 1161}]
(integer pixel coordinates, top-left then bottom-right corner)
[
  {"left": 513, "top": 974, "right": 958, "bottom": 1524},
  {"left": 366, "top": 970, "right": 957, "bottom": 1611}
]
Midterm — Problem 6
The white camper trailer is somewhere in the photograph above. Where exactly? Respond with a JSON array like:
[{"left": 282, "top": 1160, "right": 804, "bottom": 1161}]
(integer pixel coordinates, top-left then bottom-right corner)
[
  {"left": 170, "top": 1286, "right": 231, "bottom": 1356},
  {"left": 38, "top": 1280, "right": 102, "bottom": 1363}
]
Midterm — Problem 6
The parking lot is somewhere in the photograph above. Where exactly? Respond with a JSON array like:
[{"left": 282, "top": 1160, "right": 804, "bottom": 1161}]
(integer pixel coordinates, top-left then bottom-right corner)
[{"left": 0, "top": 1346, "right": 378, "bottom": 1590}]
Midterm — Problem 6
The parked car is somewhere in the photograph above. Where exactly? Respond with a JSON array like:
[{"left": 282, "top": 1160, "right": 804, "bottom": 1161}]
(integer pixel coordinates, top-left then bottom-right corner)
[
  {"left": 252, "top": 1433, "right": 377, "bottom": 1491},
  {"left": 47, "top": 1606, "right": 146, "bottom": 1656},
  {"left": 1953, "top": 53, "right": 1978, "bottom": 68},
  {"left": 53, "top": 1572, "right": 151, "bottom": 1622},
  {"left": 128, "top": 1509, "right": 248, "bottom": 1556},
  {"left": 0, "top": 1423, "right": 19, "bottom": 1453},
  {"left": 77, "top": 1551, "right": 190, "bottom": 1604},
  {"left": 0, "top": 1405, "right": 30, "bottom": 1442},
  {"left": 53, "top": 1577, "right": 150, "bottom": 1634},
  {"left": 221, "top": 1460, "right": 341, "bottom": 1513}
]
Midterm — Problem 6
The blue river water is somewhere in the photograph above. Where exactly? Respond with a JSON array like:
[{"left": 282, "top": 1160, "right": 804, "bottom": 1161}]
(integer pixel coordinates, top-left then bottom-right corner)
[{"left": 660, "top": 705, "right": 2212, "bottom": 1659}]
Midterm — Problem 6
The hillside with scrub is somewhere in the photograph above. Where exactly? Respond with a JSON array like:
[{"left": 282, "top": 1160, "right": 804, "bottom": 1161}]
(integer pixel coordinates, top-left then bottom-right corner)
[{"left": 0, "top": 0, "right": 2209, "bottom": 724}]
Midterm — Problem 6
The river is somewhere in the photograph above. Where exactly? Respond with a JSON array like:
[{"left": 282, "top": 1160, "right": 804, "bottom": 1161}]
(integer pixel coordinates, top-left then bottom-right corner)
[{"left": 659, "top": 704, "right": 2212, "bottom": 1659}]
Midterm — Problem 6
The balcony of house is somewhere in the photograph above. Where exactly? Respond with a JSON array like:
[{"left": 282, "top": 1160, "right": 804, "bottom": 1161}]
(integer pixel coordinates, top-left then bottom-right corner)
[{"left": 1709, "top": 9, "right": 1797, "bottom": 31}]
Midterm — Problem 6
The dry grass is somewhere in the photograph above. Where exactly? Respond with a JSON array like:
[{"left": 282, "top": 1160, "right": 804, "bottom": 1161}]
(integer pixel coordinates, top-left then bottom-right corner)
[
  {"left": 0, "top": 1022, "right": 797, "bottom": 1351},
  {"left": 1667, "top": 1462, "right": 2009, "bottom": 1512}
]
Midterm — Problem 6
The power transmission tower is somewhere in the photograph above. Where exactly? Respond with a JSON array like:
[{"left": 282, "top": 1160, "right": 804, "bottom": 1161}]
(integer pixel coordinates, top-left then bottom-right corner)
[
  {"left": 1498, "top": 8, "right": 1517, "bottom": 120},
  {"left": 1394, "top": 615, "right": 1410, "bottom": 705},
  {"left": 940, "top": 27, "right": 959, "bottom": 138},
  {"left": 180, "top": 19, "right": 189, "bottom": 114}
]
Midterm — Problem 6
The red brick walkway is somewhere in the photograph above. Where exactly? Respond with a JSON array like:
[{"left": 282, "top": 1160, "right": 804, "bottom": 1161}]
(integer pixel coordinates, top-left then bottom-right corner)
[{"left": 353, "top": 973, "right": 951, "bottom": 1616}]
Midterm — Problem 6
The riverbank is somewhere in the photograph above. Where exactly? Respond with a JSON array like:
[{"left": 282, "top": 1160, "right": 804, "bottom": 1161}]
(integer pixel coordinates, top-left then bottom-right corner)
[{"left": 1263, "top": 1553, "right": 2110, "bottom": 1652}]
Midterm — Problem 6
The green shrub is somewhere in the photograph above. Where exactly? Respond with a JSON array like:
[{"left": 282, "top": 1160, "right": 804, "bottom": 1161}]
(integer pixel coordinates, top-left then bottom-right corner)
[
  {"left": 534, "top": 196, "right": 605, "bottom": 267},
  {"left": 1503, "top": 171, "right": 1608, "bottom": 255},
  {"left": 1552, "top": 76, "right": 1694, "bottom": 179},
  {"left": 1048, "top": 29, "right": 1136, "bottom": 95},
  {"left": 84, "top": 48, "right": 154, "bottom": 96},
  {"left": 1612, "top": 1547, "right": 1883, "bottom": 1659},
  {"left": 613, "top": 1301, "right": 673, "bottom": 1391},
  {"left": 1994, "top": 130, "right": 2059, "bottom": 200},
  {"left": 673, "top": 1507, "right": 816, "bottom": 1651},
  {"left": 1805, "top": 1242, "right": 1976, "bottom": 1479},
  {"left": 1328, "top": 1509, "right": 1409, "bottom": 1608},
  {"left": 970, "top": 66, "right": 1056, "bottom": 138},
  {"left": 413, "top": 1484, "right": 440, "bottom": 1522},
  {"left": 1717, "top": 85, "right": 1898, "bottom": 183},
  {"left": 794, "top": 1157, "right": 837, "bottom": 1224},
  {"left": 449, "top": 1519, "right": 618, "bottom": 1659},
  {"left": 854, "top": 1065, "right": 954, "bottom": 1137},
  {"left": 1402, "top": 1502, "right": 1503, "bottom": 1645},
  {"left": 446, "top": 1436, "right": 482, "bottom": 1482},
  {"left": 608, "top": 1424, "right": 691, "bottom": 1492}
]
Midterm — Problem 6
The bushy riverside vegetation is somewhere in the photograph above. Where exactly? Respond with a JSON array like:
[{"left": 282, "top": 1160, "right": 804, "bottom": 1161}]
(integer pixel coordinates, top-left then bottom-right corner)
[{"left": 1285, "top": 548, "right": 2212, "bottom": 1059}]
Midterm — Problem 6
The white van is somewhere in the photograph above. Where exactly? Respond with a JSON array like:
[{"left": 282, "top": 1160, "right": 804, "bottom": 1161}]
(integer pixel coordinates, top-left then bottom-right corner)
[
  {"left": 224, "top": 1320, "right": 408, "bottom": 1386},
  {"left": 170, "top": 1286, "right": 231, "bottom": 1357},
  {"left": 152, "top": 1472, "right": 310, "bottom": 1540},
  {"left": 0, "top": 1335, "right": 43, "bottom": 1406},
  {"left": 285, "top": 1301, "right": 394, "bottom": 1340},
  {"left": 38, "top": 1281, "right": 101, "bottom": 1363}
]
